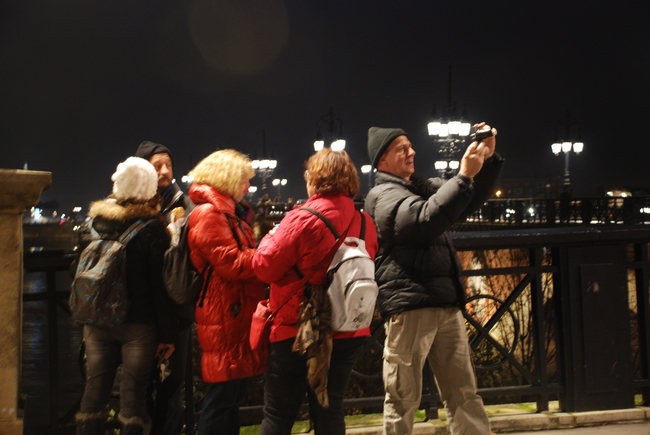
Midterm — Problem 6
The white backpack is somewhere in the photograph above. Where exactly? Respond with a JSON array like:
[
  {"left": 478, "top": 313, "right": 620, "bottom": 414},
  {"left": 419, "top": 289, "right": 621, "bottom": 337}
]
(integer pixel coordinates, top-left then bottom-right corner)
[{"left": 300, "top": 208, "right": 378, "bottom": 331}]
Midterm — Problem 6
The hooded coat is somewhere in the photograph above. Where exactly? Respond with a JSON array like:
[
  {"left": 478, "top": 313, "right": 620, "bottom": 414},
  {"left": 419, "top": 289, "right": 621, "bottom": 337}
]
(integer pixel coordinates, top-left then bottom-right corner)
[
  {"left": 187, "top": 183, "right": 266, "bottom": 383},
  {"left": 364, "top": 154, "right": 504, "bottom": 318},
  {"left": 253, "top": 193, "right": 378, "bottom": 343},
  {"left": 77, "top": 199, "right": 176, "bottom": 343}
]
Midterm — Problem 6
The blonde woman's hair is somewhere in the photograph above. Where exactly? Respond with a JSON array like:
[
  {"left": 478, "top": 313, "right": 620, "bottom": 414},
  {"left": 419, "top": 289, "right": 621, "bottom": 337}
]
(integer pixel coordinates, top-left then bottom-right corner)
[
  {"left": 305, "top": 148, "right": 359, "bottom": 196},
  {"left": 189, "top": 149, "right": 254, "bottom": 197}
]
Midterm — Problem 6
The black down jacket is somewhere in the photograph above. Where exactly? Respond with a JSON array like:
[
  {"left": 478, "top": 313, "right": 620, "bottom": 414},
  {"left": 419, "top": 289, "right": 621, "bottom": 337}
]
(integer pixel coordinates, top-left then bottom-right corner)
[{"left": 364, "top": 154, "right": 504, "bottom": 318}]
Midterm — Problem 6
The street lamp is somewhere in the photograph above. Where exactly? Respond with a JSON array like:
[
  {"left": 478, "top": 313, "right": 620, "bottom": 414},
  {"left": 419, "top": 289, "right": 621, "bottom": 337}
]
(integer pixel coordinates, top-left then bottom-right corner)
[
  {"left": 252, "top": 130, "right": 277, "bottom": 191},
  {"left": 427, "top": 66, "right": 472, "bottom": 178},
  {"left": 314, "top": 107, "right": 345, "bottom": 151},
  {"left": 272, "top": 178, "right": 287, "bottom": 200},
  {"left": 551, "top": 110, "right": 584, "bottom": 195},
  {"left": 361, "top": 164, "right": 373, "bottom": 193}
]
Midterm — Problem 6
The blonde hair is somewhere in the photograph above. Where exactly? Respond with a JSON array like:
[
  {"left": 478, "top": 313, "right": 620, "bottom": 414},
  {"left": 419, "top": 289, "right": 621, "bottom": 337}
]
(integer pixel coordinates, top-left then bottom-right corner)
[
  {"left": 305, "top": 149, "right": 359, "bottom": 196},
  {"left": 189, "top": 149, "right": 254, "bottom": 197}
]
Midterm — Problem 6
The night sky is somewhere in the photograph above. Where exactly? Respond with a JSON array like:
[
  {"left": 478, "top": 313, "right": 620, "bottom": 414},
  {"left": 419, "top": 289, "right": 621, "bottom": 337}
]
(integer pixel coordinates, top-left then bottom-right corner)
[{"left": 2, "top": 1, "right": 649, "bottom": 213}]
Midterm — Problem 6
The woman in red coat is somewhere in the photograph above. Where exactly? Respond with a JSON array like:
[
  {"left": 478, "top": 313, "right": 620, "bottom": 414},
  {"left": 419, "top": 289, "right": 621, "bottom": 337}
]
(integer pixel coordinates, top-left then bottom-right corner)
[
  {"left": 253, "top": 149, "right": 378, "bottom": 435},
  {"left": 186, "top": 149, "right": 265, "bottom": 435}
]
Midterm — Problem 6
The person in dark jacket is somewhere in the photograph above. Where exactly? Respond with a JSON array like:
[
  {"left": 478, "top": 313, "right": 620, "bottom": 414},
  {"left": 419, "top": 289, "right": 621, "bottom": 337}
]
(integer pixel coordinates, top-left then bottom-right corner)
[
  {"left": 364, "top": 124, "right": 504, "bottom": 435},
  {"left": 134, "top": 140, "right": 194, "bottom": 435},
  {"left": 75, "top": 157, "right": 176, "bottom": 435}
]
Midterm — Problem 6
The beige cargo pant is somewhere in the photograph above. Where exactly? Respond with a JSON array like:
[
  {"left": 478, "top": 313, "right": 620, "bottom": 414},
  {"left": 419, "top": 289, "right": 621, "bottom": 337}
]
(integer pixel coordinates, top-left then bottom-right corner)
[{"left": 383, "top": 307, "right": 491, "bottom": 435}]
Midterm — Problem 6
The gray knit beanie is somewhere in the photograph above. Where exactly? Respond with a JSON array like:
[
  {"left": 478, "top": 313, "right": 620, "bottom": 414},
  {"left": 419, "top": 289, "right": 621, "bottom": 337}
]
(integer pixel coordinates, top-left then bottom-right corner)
[{"left": 367, "top": 127, "right": 408, "bottom": 168}]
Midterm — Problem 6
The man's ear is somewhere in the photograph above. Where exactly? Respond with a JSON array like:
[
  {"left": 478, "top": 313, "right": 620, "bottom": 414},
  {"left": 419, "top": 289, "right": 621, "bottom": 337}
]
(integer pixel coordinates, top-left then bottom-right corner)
[{"left": 376, "top": 156, "right": 386, "bottom": 171}]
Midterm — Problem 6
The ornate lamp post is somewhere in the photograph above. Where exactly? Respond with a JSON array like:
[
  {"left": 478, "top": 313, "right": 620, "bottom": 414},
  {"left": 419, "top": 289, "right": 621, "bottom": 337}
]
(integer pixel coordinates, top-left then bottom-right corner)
[
  {"left": 551, "top": 110, "right": 584, "bottom": 196},
  {"left": 427, "top": 66, "right": 472, "bottom": 178},
  {"left": 252, "top": 130, "right": 277, "bottom": 191},
  {"left": 314, "top": 107, "right": 345, "bottom": 151}
]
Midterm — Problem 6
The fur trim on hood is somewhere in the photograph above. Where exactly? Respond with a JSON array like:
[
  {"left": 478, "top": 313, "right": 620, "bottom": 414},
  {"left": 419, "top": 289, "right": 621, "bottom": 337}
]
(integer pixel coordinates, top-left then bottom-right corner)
[{"left": 87, "top": 199, "right": 160, "bottom": 223}]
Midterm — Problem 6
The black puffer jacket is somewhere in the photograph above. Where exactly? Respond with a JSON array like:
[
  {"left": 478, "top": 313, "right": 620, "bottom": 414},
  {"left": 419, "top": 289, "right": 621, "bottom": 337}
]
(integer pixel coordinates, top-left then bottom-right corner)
[
  {"left": 77, "top": 199, "right": 176, "bottom": 343},
  {"left": 160, "top": 183, "right": 195, "bottom": 222},
  {"left": 365, "top": 154, "right": 504, "bottom": 318}
]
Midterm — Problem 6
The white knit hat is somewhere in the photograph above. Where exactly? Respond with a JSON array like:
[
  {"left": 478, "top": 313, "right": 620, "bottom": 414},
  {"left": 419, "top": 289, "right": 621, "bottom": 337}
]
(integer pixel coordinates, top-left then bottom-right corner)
[{"left": 111, "top": 156, "right": 158, "bottom": 201}]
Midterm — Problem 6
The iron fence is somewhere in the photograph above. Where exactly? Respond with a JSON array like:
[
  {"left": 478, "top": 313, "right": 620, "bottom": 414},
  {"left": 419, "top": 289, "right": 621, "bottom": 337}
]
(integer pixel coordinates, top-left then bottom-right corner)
[{"left": 22, "top": 225, "right": 650, "bottom": 433}]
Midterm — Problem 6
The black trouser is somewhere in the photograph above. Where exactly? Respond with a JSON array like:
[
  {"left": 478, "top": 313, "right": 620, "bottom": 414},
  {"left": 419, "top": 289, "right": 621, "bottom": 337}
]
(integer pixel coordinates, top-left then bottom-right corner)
[
  {"left": 259, "top": 336, "right": 369, "bottom": 435},
  {"left": 151, "top": 327, "right": 190, "bottom": 435}
]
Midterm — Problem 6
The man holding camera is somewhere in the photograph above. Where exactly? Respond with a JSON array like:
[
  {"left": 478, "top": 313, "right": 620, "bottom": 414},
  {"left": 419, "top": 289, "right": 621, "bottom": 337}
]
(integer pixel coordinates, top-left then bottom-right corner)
[{"left": 364, "top": 123, "right": 504, "bottom": 435}]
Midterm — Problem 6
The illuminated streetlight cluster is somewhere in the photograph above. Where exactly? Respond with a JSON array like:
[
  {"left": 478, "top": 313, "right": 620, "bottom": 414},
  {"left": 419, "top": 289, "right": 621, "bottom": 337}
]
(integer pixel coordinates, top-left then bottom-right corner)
[
  {"left": 427, "top": 66, "right": 472, "bottom": 178},
  {"left": 253, "top": 130, "right": 278, "bottom": 194},
  {"left": 551, "top": 111, "right": 584, "bottom": 195}
]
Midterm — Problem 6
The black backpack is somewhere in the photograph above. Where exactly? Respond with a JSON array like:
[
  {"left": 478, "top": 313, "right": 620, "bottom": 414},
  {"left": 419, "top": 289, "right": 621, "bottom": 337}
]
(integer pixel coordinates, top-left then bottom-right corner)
[
  {"left": 163, "top": 210, "right": 211, "bottom": 307},
  {"left": 70, "top": 219, "right": 152, "bottom": 328}
]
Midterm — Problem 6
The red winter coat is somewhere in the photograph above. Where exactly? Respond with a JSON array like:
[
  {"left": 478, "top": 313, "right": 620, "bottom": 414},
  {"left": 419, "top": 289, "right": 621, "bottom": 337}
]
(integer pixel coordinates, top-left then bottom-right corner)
[
  {"left": 253, "top": 193, "right": 378, "bottom": 343},
  {"left": 188, "top": 184, "right": 266, "bottom": 383}
]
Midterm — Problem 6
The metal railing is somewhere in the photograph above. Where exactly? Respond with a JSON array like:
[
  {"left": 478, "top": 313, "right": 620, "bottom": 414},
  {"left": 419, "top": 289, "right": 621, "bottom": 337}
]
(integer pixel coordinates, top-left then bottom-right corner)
[
  {"left": 458, "top": 196, "right": 650, "bottom": 228},
  {"left": 23, "top": 224, "right": 650, "bottom": 432}
]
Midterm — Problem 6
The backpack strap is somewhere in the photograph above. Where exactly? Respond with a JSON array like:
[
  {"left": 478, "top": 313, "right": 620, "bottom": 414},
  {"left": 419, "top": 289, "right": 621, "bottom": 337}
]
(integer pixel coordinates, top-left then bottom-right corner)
[
  {"left": 118, "top": 219, "right": 153, "bottom": 245},
  {"left": 89, "top": 223, "right": 101, "bottom": 241},
  {"left": 225, "top": 213, "right": 244, "bottom": 251},
  {"left": 88, "top": 218, "right": 152, "bottom": 244},
  {"left": 358, "top": 210, "right": 366, "bottom": 241},
  {"left": 298, "top": 207, "right": 340, "bottom": 239}
]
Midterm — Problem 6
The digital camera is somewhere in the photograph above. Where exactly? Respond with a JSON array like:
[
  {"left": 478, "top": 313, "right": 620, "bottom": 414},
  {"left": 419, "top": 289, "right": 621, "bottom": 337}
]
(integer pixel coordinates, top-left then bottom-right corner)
[{"left": 470, "top": 126, "right": 493, "bottom": 142}]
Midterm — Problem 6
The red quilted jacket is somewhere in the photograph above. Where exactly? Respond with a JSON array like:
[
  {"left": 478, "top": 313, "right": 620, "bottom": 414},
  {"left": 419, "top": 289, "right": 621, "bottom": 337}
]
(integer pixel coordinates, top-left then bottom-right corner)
[
  {"left": 253, "top": 193, "right": 378, "bottom": 343},
  {"left": 188, "top": 184, "right": 266, "bottom": 383}
]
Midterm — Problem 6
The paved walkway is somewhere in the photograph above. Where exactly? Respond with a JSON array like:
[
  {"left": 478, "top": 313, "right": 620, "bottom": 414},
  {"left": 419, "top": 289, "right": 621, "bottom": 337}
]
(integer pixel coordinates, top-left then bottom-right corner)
[
  {"left": 345, "top": 407, "right": 650, "bottom": 434},
  {"left": 508, "top": 421, "right": 650, "bottom": 434}
]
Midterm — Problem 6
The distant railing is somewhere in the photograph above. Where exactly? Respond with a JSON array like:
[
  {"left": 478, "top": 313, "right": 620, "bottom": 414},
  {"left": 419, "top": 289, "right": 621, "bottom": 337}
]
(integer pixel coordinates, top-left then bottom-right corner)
[
  {"left": 264, "top": 196, "right": 650, "bottom": 229},
  {"left": 457, "top": 196, "right": 650, "bottom": 229}
]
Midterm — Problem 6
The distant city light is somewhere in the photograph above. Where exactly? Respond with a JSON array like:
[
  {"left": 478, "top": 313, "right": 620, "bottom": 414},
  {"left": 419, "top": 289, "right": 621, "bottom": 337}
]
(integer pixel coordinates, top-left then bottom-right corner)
[
  {"left": 31, "top": 207, "right": 42, "bottom": 223},
  {"left": 73, "top": 207, "right": 82, "bottom": 213}
]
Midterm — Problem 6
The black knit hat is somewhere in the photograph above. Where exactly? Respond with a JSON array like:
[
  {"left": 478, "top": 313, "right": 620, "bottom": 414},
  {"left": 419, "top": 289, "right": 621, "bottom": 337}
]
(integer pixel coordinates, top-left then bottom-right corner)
[
  {"left": 134, "top": 141, "right": 174, "bottom": 166},
  {"left": 367, "top": 127, "right": 408, "bottom": 168}
]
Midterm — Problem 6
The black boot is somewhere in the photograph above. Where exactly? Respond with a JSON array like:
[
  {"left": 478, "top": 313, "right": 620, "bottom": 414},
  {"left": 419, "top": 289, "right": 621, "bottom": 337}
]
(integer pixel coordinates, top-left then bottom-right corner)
[
  {"left": 118, "top": 412, "right": 152, "bottom": 435},
  {"left": 75, "top": 412, "right": 105, "bottom": 435}
]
